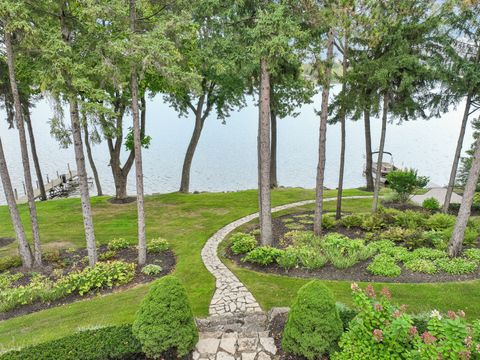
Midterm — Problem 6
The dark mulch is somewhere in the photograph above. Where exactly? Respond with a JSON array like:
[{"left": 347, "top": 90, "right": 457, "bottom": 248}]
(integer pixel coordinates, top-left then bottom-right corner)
[
  {"left": 226, "top": 210, "right": 480, "bottom": 284},
  {"left": 1, "top": 246, "right": 176, "bottom": 321},
  {"left": 0, "top": 237, "right": 14, "bottom": 248},
  {"left": 269, "top": 312, "right": 328, "bottom": 360},
  {"left": 108, "top": 196, "right": 137, "bottom": 204},
  {"left": 381, "top": 200, "right": 424, "bottom": 212}
]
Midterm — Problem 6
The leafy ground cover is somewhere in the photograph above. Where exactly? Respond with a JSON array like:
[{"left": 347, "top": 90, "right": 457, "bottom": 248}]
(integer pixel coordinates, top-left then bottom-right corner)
[{"left": 0, "top": 188, "right": 479, "bottom": 352}]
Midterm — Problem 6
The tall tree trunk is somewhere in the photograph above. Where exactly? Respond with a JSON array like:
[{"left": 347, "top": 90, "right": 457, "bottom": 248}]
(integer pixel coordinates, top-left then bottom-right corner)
[
  {"left": 179, "top": 95, "right": 206, "bottom": 193},
  {"left": 60, "top": 8, "right": 97, "bottom": 267},
  {"left": 372, "top": 93, "right": 389, "bottom": 213},
  {"left": 443, "top": 91, "right": 474, "bottom": 213},
  {"left": 82, "top": 121, "right": 103, "bottom": 196},
  {"left": 0, "top": 137, "right": 33, "bottom": 268},
  {"left": 258, "top": 58, "right": 273, "bottom": 246},
  {"left": 364, "top": 107, "right": 374, "bottom": 191},
  {"left": 448, "top": 136, "right": 480, "bottom": 257},
  {"left": 5, "top": 30, "right": 42, "bottom": 266},
  {"left": 335, "top": 32, "right": 349, "bottom": 220},
  {"left": 130, "top": 0, "right": 147, "bottom": 265},
  {"left": 24, "top": 110, "right": 46, "bottom": 201},
  {"left": 314, "top": 30, "right": 335, "bottom": 236},
  {"left": 68, "top": 97, "right": 97, "bottom": 266},
  {"left": 270, "top": 84, "right": 278, "bottom": 189}
]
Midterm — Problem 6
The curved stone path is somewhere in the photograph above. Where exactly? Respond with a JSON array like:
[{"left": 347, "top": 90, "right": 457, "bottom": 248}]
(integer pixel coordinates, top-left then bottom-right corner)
[{"left": 195, "top": 196, "right": 372, "bottom": 360}]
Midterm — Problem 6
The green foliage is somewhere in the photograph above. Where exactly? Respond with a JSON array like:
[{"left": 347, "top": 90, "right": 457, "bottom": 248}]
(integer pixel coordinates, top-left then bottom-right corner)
[
  {"left": 276, "top": 247, "right": 299, "bottom": 271},
  {"left": 124, "top": 127, "right": 151, "bottom": 151},
  {"left": 321, "top": 234, "right": 373, "bottom": 269},
  {"left": 295, "top": 247, "right": 328, "bottom": 270},
  {"left": 43, "top": 250, "right": 62, "bottom": 264},
  {"left": 379, "top": 227, "right": 424, "bottom": 248},
  {"left": 147, "top": 238, "right": 170, "bottom": 253},
  {"left": 0, "top": 256, "right": 21, "bottom": 272},
  {"left": 464, "top": 248, "right": 480, "bottom": 263},
  {"left": 404, "top": 259, "right": 437, "bottom": 274},
  {"left": 0, "top": 325, "right": 141, "bottom": 360},
  {"left": 107, "top": 238, "right": 131, "bottom": 251},
  {"left": 333, "top": 284, "right": 479, "bottom": 359},
  {"left": 361, "top": 214, "right": 385, "bottom": 232},
  {"left": 394, "top": 210, "right": 427, "bottom": 229},
  {"left": 386, "top": 169, "right": 429, "bottom": 203},
  {"left": 0, "top": 272, "right": 23, "bottom": 291},
  {"left": 0, "top": 261, "right": 136, "bottom": 312},
  {"left": 282, "top": 231, "right": 319, "bottom": 248},
  {"left": 322, "top": 214, "right": 337, "bottom": 230},
  {"left": 366, "top": 240, "right": 396, "bottom": 254},
  {"left": 367, "top": 254, "right": 401, "bottom": 277},
  {"left": 422, "top": 230, "right": 448, "bottom": 251},
  {"left": 98, "top": 250, "right": 117, "bottom": 261},
  {"left": 282, "top": 281, "right": 343, "bottom": 359},
  {"left": 284, "top": 222, "right": 305, "bottom": 230},
  {"left": 339, "top": 214, "right": 364, "bottom": 229},
  {"left": 242, "top": 247, "right": 284, "bottom": 266},
  {"left": 422, "top": 197, "right": 440, "bottom": 211},
  {"left": 336, "top": 302, "right": 357, "bottom": 331},
  {"left": 230, "top": 233, "right": 257, "bottom": 254},
  {"left": 411, "top": 248, "right": 447, "bottom": 261},
  {"left": 435, "top": 258, "right": 478, "bottom": 275},
  {"left": 426, "top": 214, "right": 456, "bottom": 231},
  {"left": 132, "top": 276, "right": 198, "bottom": 358},
  {"left": 141, "top": 264, "right": 163, "bottom": 276}
]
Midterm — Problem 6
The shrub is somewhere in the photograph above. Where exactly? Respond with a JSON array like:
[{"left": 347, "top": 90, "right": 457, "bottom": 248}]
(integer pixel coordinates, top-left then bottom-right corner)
[
  {"left": 282, "top": 231, "right": 319, "bottom": 248},
  {"left": 464, "top": 248, "right": 480, "bottom": 263},
  {"left": 322, "top": 215, "right": 337, "bottom": 230},
  {"left": 367, "top": 254, "right": 401, "bottom": 277},
  {"left": 0, "top": 272, "right": 23, "bottom": 291},
  {"left": 242, "top": 247, "right": 283, "bottom": 266},
  {"left": 426, "top": 213, "right": 456, "bottom": 231},
  {"left": 107, "top": 238, "right": 131, "bottom": 250},
  {"left": 336, "top": 302, "right": 357, "bottom": 331},
  {"left": 277, "top": 248, "right": 299, "bottom": 271},
  {"left": 0, "top": 256, "right": 21, "bottom": 272},
  {"left": 282, "top": 281, "right": 343, "bottom": 359},
  {"left": 394, "top": 210, "right": 427, "bottom": 229},
  {"left": 379, "top": 227, "right": 425, "bottom": 248},
  {"left": 339, "top": 214, "right": 363, "bottom": 229},
  {"left": 422, "top": 197, "right": 440, "bottom": 211},
  {"left": 361, "top": 214, "right": 385, "bottom": 232},
  {"left": 386, "top": 168, "right": 429, "bottom": 203},
  {"left": 411, "top": 247, "right": 447, "bottom": 261},
  {"left": 98, "top": 250, "right": 117, "bottom": 261},
  {"left": 43, "top": 250, "right": 62, "bottom": 263},
  {"left": 132, "top": 276, "right": 197, "bottom": 358},
  {"left": 422, "top": 230, "right": 448, "bottom": 250},
  {"left": 333, "top": 284, "right": 478, "bottom": 360},
  {"left": 141, "top": 264, "right": 163, "bottom": 275},
  {"left": 230, "top": 233, "right": 257, "bottom": 254},
  {"left": 295, "top": 247, "right": 328, "bottom": 270},
  {"left": 321, "top": 234, "right": 373, "bottom": 269},
  {"left": 435, "top": 258, "right": 478, "bottom": 275},
  {"left": 366, "top": 240, "right": 396, "bottom": 254},
  {"left": 0, "top": 325, "right": 141, "bottom": 360},
  {"left": 147, "top": 238, "right": 170, "bottom": 253},
  {"left": 404, "top": 259, "right": 437, "bottom": 274}
]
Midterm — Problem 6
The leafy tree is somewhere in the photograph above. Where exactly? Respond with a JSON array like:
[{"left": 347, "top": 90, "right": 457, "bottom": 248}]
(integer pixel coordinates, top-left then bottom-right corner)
[
  {"left": 1, "top": 2, "right": 43, "bottom": 265},
  {"left": 438, "top": 0, "right": 480, "bottom": 212},
  {"left": 386, "top": 169, "right": 429, "bottom": 203}
]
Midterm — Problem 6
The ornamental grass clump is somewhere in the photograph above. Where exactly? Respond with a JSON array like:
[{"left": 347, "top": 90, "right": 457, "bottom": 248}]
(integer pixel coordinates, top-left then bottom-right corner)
[
  {"left": 282, "top": 281, "right": 343, "bottom": 360},
  {"left": 230, "top": 233, "right": 257, "bottom": 254},
  {"left": 132, "top": 276, "right": 198, "bottom": 359}
]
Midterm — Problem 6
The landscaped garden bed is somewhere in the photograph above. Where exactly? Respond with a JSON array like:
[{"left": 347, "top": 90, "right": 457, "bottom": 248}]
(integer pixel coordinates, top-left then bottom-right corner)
[
  {"left": 0, "top": 238, "right": 175, "bottom": 320},
  {"left": 225, "top": 207, "right": 480, "bottom": 283}
]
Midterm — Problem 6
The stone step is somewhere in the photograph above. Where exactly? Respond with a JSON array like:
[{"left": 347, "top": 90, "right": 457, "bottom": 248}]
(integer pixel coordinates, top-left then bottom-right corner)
[{"left": 196, "top": 313, "right": 268, "bottom": 334}]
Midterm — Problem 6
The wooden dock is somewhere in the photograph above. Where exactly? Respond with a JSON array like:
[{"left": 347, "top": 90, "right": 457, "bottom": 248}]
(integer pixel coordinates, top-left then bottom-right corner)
[{"left": 16, "top": 169, "right": 78, "bottom": 204}]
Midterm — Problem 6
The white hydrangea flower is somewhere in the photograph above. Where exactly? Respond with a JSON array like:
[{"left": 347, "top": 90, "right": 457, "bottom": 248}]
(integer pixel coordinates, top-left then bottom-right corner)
[{"left": 430, "top": 309, "right": 442, "bottom": 320}]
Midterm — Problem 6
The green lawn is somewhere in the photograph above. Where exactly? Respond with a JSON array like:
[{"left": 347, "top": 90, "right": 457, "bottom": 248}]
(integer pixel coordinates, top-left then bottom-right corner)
[{"left": 0, "top": 188, "right": 479, "bottom": 352}]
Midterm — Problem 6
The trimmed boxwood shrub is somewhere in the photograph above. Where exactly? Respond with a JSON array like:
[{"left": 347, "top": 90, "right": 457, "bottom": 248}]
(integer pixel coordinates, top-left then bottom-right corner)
[
  {"left": 132, "top": 276, "right": 198, "bottom": 359},
  {"left": 282, "top": 281, "right": 343, "bottom": 360},
  {"left": 0, "top": 325, "right": 141, "bottom": 360},
  {"left": 230, "top": 233, "right": 257, "bottom": 254}
]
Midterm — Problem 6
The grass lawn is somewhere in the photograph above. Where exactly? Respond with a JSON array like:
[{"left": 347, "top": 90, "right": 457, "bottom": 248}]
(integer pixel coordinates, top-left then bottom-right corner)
[{"left": 0, "top": 188, "right": 479, "bottom": 352}]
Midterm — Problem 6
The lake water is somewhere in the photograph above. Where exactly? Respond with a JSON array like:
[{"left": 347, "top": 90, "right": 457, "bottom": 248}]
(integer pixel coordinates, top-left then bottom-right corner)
[{"left": 0, "top": 89, "right": 472, "bottom": 204}]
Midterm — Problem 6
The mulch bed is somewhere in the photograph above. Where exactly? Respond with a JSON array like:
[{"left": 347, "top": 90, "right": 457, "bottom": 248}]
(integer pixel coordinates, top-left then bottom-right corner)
[
  {"left": 1, "top": 246, "right": 176, "bottom": 321},
  {"left": 0, "top": 237, "right": 14, "bottom": 248},
  {"left": 225, "top": 210, "right": 480, "bottom": 284}
]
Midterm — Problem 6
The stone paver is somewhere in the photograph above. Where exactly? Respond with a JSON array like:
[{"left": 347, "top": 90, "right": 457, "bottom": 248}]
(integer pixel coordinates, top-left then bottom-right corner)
[{"left": 197, "top": 196, "right": 373, "bottom": 359}]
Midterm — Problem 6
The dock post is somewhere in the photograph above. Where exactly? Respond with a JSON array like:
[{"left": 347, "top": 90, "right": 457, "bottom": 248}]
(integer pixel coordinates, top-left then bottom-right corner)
[
  {"left": 56, "top": 171, "right": 59, "bottom": 178},
  {"left": 22, "top": 182, "right": 26, "bottom": 195},
  {"left": 14, "top": 188, "right": 18, "bottom": 200},
  {"left": 47, "top": 174, "right": 50, "bottom": 183}
]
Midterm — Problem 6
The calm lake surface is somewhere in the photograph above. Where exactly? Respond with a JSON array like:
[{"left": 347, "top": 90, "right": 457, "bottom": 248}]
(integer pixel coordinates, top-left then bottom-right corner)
[{"left": 0, "top": 89, "right": 471, "bottom": 204}]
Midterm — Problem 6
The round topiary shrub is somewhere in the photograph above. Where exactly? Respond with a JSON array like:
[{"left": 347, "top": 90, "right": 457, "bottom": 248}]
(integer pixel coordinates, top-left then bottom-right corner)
[
  {"left": 132, "top": 276, "right": 198, "bottom": 359},
  {"left": 282, "top": 281, "right": 343, "bottom": 360}
]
